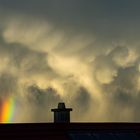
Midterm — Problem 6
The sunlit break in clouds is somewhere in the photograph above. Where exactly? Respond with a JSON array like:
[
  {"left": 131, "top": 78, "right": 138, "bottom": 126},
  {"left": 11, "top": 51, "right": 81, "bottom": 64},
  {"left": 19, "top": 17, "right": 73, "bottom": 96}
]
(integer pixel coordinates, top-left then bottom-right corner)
[{"left": 0, "top": 0, "right": 140, "bottom": 122}]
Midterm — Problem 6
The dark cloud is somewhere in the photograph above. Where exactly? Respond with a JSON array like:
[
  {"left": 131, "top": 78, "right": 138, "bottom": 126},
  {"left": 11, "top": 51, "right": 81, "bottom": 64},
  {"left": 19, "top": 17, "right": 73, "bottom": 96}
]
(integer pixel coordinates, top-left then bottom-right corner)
[
  {"left": 27, "top": 85, "right": 61, "bottom": 105},
  {"left": 1, "top": 0, "right": 140, "bottom": 33},
  {"left": 26, "top": 85, "right": 62, "bottom": 122},
  {"left": 74, "top": 87, "right": 91, "bottom": 111},
  {"left": 0, "top": 73, "right": 17, "bottom": 98}
]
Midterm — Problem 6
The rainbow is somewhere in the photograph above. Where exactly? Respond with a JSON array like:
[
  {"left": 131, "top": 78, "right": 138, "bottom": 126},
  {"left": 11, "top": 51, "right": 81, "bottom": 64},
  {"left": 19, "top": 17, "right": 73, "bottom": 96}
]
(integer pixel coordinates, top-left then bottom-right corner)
[{"left": 0, "top": 96, "right": 15, "bottom": 123}]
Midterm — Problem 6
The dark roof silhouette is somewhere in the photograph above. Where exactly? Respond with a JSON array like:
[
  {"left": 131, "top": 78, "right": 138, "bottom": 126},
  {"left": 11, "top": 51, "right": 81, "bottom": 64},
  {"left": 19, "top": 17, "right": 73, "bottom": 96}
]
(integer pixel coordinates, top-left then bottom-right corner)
[{"left": 0, "top": 123, "right": 140, "bottom": 140}]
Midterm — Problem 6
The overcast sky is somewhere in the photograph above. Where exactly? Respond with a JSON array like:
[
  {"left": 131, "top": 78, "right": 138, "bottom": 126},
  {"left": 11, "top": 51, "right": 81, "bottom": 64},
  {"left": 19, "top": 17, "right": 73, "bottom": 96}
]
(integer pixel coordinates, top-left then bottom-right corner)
[{"left": 0, "top": 1, "right": 140, "bottom": 122}]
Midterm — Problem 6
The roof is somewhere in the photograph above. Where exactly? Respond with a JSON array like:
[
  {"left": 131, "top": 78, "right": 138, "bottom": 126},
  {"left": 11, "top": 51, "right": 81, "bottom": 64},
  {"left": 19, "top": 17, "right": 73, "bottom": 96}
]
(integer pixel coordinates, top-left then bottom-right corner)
[
  {"left": 0, "top": 123, "right": 140, "bottom": 140},
  {"left": 69, "top": 132, "right": 140, "bottom": 140}
]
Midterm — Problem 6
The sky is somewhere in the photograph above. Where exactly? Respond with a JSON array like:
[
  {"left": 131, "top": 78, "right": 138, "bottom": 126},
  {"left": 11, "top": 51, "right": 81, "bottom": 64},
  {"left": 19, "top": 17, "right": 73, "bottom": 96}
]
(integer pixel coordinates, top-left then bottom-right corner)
[{"left": 0, "top": 0, "right": 140, "bottom": 122}]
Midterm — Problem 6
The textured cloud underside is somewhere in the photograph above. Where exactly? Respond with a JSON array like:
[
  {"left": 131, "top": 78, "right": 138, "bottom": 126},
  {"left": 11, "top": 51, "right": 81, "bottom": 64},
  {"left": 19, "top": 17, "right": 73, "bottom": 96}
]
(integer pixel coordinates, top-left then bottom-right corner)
[{"left": 0, "top": 1, "right": 140, "bottom": 122}]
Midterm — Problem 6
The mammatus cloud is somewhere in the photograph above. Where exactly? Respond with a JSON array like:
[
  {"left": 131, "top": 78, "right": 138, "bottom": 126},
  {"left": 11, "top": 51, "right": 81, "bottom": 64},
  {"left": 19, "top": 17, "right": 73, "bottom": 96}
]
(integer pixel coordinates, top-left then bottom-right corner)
[{"left": 0, "top": 1, "right": 140, "bottom": 122}]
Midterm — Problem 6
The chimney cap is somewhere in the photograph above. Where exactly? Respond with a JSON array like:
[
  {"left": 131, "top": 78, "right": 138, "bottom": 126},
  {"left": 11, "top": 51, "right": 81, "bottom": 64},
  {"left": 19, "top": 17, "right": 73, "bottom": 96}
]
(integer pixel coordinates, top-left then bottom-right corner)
[
  {"left": 58, "top": 102, "right": 66, "bottom": 109},
  {"left": 51, "top": 102, "right": 72, "bottom": 112}
]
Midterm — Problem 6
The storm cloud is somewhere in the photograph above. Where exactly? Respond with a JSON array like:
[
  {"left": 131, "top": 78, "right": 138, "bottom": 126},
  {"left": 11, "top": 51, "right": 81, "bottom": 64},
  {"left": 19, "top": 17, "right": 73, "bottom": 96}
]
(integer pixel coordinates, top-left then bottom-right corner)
[{"left": 0, "top": 1, "right": 140, "bottom": 122}]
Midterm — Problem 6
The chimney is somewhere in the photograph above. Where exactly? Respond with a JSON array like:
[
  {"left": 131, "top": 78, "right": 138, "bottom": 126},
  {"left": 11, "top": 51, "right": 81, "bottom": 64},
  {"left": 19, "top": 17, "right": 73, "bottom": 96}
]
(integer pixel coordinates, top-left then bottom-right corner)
[{"left": 51, "top": 102, "right": 72, "bottom": 123}]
